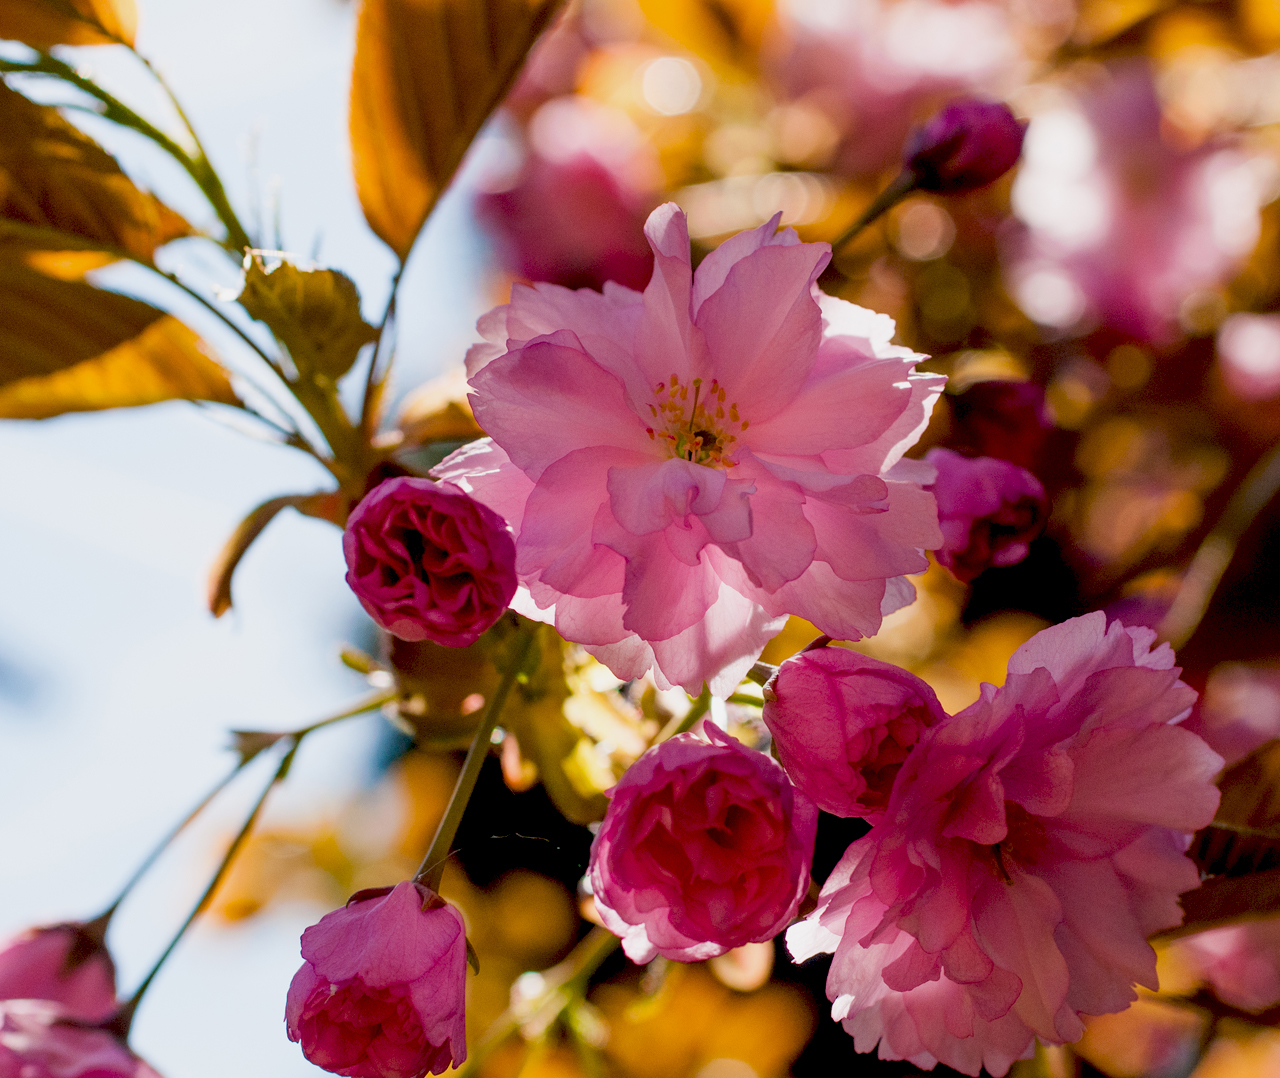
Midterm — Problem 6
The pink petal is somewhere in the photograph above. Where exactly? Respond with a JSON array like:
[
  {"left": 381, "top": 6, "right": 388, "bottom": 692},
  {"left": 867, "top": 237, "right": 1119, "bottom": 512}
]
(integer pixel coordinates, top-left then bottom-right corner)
[
  {"left": 469, "top": 331, "right": 655, "bottom": 479},
  {"left": 696, "top": 243, "right": 829, "bottom": 423},
  {"left": 746, "top": 356, "right": 914, "bottom": 457},
  {"left": 634, "top": 203, "right": 696, "bottom": 394},
  {"left": 690, "top": 212, "right": 799, "bottom": 315},
  {"left": 433, "top": 438, "right": 534, "bottom": 534},
  {"left": 517, "top": 447, "right": 635, "bottom": 598}
]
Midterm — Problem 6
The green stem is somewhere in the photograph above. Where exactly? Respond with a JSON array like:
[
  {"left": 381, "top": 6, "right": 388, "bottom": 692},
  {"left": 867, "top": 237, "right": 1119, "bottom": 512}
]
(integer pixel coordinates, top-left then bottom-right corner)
[
  {"left": 656, "top": 686, "right": 712, "bottom": 743},
  {"left": 414, "top": 628, "right": 536, "bottom": 893},
  {"left": 0, "top": 53, "right": 252, "bottom": 253},
  {"left": 99, "top": 691, "right": 390, "bottom": 1037},
  {"left": 828, "top": 169, "right": 918, "bottom": 257},
  {"left": 108, "top": 742, "right": 296, "bottom": 1038}
]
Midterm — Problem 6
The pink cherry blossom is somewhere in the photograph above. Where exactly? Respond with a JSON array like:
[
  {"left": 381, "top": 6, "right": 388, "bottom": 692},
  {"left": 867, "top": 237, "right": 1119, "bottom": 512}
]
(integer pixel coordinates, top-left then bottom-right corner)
[
  {"left": 1183, "top": 661, "right": 1280, "bottom": 767},
  {"left": 437, "top": 204, "right": 943, "bottom": 695},
  {"left": 0, "top": 924, "right": 116, "bottom": 1021},
  {"left": 589, "top": 722, "right": 817, "bottom": 963},
  {"left": 764, "top": 645, "right": 946, "bottom": 820},
  {"left": 0, "top": 999, "right": 161, "bottom": 1078},
  {"left": 926, "top": 448, "right": 1047, "bottom": 582},
  {"left": 285, "top": 881, "right": 467, "bottom": 1078},
  {"left": 343, "top": 477, "right": 517, "bottom": 648},
  {"left": 787, "top": 613, "right": 1222, "bottom": 1076}
]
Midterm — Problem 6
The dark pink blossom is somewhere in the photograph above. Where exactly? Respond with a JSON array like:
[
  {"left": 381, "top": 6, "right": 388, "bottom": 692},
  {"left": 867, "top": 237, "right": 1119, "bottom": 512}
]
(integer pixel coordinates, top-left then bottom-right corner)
[
  {"left": 788, "top": 613, "right": 1222, "bottom": 1076},
  {"left": 0, "top": 924, "right": 115, "bottom": 1021},
  {"left": 343, "top": 477, "right": 517, "bottom": 648},
  {"left": 438, "top": 204, "right": 943, "bottom": 695},
  {"left": 0, "top": 999, "right": 161, "bottom": 1078},
  {"left": 904, "top": 99, "right": 1026, "bottom": 194},
  {"left": 589, "top": 722, "right": 817, "bottom": 963},
  {"left": 927, "top": 447, "right": 1046, "bottom": 582},
  {"left": 285, "top": 881, "right": 467, "bottom": 1078},
  {"left": 764, "top": 646, "right": 945, "bottom": 820}
]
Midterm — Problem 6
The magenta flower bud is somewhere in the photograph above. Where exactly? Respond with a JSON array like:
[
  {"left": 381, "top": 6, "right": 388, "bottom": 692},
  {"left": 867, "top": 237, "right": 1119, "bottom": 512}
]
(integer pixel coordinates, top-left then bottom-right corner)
[
  {"left": 926, "top": 447, "right": 1047, "bottom": 583},
  {"left": 764, "top": 647, "right": 946, "bottom": 820},
  {"left": 343, "top": 477, "right": 517, "bottom": 647},
  {"left": 0, "top": 1000, "right": 162, "bottom": 1078},
  {"left": 949, "top": 380, "right": 1051, "bottom": 471},
  {"left": 285, "top": 881, "right": 467, "bottom": 1078},
  {"left": 904, "top": 98, "right": 1026, "bottom": 194},
  {"left": 588, "top": 723, "right": 817, "bottom": 964},
  {"left": 0, "top": 923, "right": 116, "bottom": 1021}
]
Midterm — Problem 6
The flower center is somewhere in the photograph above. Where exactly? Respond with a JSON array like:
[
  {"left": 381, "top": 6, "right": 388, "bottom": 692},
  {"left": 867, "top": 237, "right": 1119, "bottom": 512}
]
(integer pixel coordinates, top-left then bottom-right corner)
[{"left": 644, "top": 373, "right": 748, "bottom": 467}]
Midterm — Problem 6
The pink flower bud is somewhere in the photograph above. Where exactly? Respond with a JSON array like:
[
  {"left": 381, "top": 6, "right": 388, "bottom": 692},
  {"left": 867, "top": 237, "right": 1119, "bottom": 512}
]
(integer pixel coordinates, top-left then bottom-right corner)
[
  {"left": 343, "top": 477, "right": 517, "bottom": 647},
  {"left": 0, "top": 999, "right": 161, "bottom": 1078},
  {"left": 285, "top": 881, "right": 467, "bottom": 1078},
  {"left": 904, "top": 99, "right": 1026, "bottom": 195},
  {"left": 0, "top": 923, "right": 116, "bottom": 1021},
  {"left": 764, "top": 647, "right": 946, "bottom": 820},
  {"left": 588, "top": 723, "right": 817, "bottom": 964},
  {"left": 926, "top": 447, "right": 1047, "bottom": 583}
]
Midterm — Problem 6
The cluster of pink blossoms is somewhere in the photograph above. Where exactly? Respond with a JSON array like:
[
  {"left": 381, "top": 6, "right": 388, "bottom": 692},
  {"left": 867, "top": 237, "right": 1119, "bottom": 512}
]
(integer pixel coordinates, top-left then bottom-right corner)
[
  {"left": 303, "top": 205, "right": 1227, "bottom": 1078},
  {"left": 777, "top": 614, "right": 1221, "bottom": 1074}
]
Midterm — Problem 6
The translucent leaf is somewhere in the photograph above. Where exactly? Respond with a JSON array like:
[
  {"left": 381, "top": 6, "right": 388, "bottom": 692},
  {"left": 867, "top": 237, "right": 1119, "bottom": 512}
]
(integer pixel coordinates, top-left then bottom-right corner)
[
  {"left": 0, "top": 313, "right": 237, "bottom": 418},
  {"left": 0, "top": 85, "right": 189, "bottom": 262},
  {"left": 0, "top": 0, "right": 136, "bottom": 47},
  {"left": 349, "top": 0, "right": 564, "bottom": 260},
  {"left": 238, "top": 254, "right": 378, "bottom": 381},
  {"left": 208, "top": 491, "right": 344, "bottom": 617}
]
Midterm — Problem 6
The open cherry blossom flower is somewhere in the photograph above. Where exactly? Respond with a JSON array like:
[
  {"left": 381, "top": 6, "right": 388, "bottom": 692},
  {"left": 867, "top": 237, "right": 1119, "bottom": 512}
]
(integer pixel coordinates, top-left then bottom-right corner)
[
  {"left": 437, "top": 204, "right": 943, "bottom": 695},
  {"left": 787, "top": 613, "right": 1222, "bottom": 1076}
]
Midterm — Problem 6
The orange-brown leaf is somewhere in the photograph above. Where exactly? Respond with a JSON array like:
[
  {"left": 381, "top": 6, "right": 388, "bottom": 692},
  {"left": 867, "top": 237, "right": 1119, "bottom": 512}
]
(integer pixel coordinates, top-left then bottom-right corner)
[
  {"left": 208, "top": 492, "right": 342, "bottom": 617},
  {"left": 0, "top": 84, "right": 189, "bottom": 262},
  {"left": 0, "top": 312, "right": 239, "bottom": 418},
  {"left": 0, "top": 0, "right": 136, "bottom": 46},
  {"left": 349, "top": 0, "right": 564, "bottom": 260}
]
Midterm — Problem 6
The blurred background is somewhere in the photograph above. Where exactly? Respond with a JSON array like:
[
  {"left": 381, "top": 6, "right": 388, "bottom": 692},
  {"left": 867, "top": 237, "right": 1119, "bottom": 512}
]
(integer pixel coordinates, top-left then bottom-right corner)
[{"left": 7, "top": 0, "right": 1280, "bottom": 1075}]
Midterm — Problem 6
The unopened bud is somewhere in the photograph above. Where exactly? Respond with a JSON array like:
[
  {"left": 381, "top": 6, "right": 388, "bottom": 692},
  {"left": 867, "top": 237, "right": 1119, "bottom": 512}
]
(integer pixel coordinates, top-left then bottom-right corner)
[{"left": 904, "top": 99, "right": 1026, "bottom": 195}]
